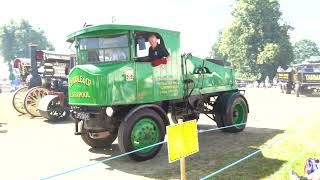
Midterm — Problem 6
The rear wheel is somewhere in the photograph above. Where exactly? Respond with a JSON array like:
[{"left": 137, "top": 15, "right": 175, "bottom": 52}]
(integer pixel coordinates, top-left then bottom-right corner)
[
  {"left": 80, "top": 121, "right": 118, "bottom": 148},
  {"left": 214, "top": 92, "right": 248, "bottom": 133},
  {"left": 118, "top": 108, "right": 165, "bottom": 161},
  {"left": 12, "top": 87, "right": 28, "bottom": 114}
]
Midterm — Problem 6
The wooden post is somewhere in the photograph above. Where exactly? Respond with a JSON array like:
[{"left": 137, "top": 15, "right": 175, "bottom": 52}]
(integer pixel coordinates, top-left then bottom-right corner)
[{"left": 178, "top": 119, "right": 186, "bottom": 180}]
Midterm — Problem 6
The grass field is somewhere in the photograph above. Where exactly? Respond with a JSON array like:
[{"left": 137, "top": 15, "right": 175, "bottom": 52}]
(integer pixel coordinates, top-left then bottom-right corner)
[{"left": 153, "top": 113, "right": 320, "bottom": 180}]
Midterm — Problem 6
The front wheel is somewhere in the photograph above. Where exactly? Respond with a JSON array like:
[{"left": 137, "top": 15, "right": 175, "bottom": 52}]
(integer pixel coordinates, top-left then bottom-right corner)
[
  {"left": 118, "top": 108, "right": 165, "bottom": 161},
  {"left": 38, "top": 95, "right": 69, "bottom": 122},
  {"left": 214, "top": 92, "right": 248, "bottom": 133}
]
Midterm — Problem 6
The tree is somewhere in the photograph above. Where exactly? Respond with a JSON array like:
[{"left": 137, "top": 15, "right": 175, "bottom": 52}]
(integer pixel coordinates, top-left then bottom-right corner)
[
  {"left": 209, "top": 32, "right": 227, "bottom": 60},
  {"left": 212, "top": 0, "right": 294, "bottom": 80},
  {"left": 293, "top": 39, "right": 320, "bottom": 64},
  {"left": 0, "top": 19, "right": 54, "bottom": 80}
]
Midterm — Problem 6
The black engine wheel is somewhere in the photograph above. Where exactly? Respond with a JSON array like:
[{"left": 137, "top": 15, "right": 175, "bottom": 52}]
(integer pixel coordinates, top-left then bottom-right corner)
[
  {"left": 38, "top": 95, "right": 69, "bottom": 122},
  {"left": 118, "top": 108, "right": 165, "bottom": 161},
  {"left": 80, "top": 121, "right": 118, "bottom": 148},
  {"left": 214, "top": 92, "right": 248, "bottom": 133}
]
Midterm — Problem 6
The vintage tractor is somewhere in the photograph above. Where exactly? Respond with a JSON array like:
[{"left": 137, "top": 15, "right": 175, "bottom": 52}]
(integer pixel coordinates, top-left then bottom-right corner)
[
  {"left": 12, "top": 45, "right": 74, "bottom": 120},
  {"left": 36, "top": 51, "right": 74, "bottom": 121},
  {"left": 67, "top": 25, "right": 249, "bottom": 161}
]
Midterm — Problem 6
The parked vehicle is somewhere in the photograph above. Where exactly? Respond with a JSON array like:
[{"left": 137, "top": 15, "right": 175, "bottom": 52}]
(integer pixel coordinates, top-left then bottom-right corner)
[
  {"left": 277, "top": 59, "right": 320, "bottom": 97},
  {"left": 12, "top": 46, "right": 74, "bottom": 120},
  {"left": 67, "top": 24, "right": 249, "bottom": 161},
  {"left": 293, "top": 61, "right": 320, "bottom": 97}
]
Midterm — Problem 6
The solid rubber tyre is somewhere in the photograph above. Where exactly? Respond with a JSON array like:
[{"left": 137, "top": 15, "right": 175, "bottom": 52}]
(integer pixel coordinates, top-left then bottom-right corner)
[
  {"left": 117, "top": 108, "right": 165, "bottom": 161},
  {"left": 214, "top": 92, "right": 248, "bottom": 133}
]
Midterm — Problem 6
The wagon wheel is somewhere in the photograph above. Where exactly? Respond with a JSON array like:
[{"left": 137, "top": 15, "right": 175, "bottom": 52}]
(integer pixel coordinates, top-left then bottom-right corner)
[
  {"left": 24, "top": 86, "right": 49, "bottom": 117},
  {"left": 12, "top": 86, "right": 28, "bottom": 114}
]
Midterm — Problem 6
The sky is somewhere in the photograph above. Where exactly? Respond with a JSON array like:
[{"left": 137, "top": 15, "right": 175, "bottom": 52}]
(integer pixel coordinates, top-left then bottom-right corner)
[{"left": 1, "top": 0, "right": 320, "bottom": 79}]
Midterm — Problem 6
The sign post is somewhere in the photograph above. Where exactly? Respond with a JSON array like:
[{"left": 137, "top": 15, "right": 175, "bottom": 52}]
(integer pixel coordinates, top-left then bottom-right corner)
[
  {"left": 179, "top": 119, "right": 186, "bottom": 180},
  {"left": 166, "top": 119, "right": 199, "bottom": 180}
]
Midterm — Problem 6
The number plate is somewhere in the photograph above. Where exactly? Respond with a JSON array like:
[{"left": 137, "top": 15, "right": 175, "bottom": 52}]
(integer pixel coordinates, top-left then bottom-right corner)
[{"left": 76, "top": 112, "right": 90, "bottom": 121}]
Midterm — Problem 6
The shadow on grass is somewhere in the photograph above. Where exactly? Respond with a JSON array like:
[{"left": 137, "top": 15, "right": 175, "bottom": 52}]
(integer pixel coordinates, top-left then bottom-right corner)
[{"left": 87, "top": 125, "right": 285, "bottom": 180}]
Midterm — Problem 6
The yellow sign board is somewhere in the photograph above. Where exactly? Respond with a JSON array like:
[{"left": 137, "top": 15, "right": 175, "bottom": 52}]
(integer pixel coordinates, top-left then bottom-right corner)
[{"left": 166, "top": 120, "right": 199, "bottom": 163}]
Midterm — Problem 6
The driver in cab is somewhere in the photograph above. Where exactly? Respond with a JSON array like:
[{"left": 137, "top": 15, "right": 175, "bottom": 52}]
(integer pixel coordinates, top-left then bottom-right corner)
[{"left": 147, "top": 34, "right": 171, "bottom": 67}]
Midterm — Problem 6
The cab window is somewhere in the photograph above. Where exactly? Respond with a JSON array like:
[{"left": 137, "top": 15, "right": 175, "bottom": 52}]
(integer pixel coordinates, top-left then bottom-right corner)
[
  {"left": 78, "top": 34, "right": 129, "bottom": 63},
  {"left": 134, "top": 32, "right": 162, "bottom": 58}
]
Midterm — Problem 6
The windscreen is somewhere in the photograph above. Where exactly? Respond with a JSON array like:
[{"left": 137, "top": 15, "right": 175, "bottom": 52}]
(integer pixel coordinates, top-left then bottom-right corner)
[{"left": 78, "top": 34, "right": 129, "bottom": 64}]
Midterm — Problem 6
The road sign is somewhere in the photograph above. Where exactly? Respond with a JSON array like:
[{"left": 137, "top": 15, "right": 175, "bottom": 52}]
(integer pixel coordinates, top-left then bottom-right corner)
[{"left": 166, "top": 120, "right": 199, "bottom": 163}]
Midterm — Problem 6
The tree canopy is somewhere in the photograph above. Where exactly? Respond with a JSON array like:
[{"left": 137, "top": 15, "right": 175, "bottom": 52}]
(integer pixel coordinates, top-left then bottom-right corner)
[
  {"left": 211, "top": 0, "right": 294, "bottom": 80},
  {"left": 0, "top": 19, "right": 54, "bottom": 79},
  {"left": 293, "top": 39, "right": 320, "bottom": 64}
]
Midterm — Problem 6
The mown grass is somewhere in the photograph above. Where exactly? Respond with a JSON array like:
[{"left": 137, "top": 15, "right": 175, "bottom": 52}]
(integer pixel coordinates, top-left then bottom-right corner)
[
  {"left": 263, "top": 117, "right": 320, "bottom": 180},
  {"left": 152, "top": 113, "right": 320, "bottom": 180},
  {"left": 211, "top": 116, "right": 320, "bottom": 180}
]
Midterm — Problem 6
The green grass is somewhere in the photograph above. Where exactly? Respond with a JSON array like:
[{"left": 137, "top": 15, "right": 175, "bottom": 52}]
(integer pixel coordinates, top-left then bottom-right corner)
[
  {"left": 152, "top": 113, "right": 320, "bottom": 180},
  {"left": 212, "top": 116, "right": 320, "bottom": 180},
  {"left": 263, "top": 118, "right": 320, "bottom": 180}
]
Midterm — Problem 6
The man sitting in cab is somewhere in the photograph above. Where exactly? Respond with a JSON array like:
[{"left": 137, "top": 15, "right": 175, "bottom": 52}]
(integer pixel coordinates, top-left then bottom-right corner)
[{"left": 138, "top": 34, "right": 170, "bottom": 67}]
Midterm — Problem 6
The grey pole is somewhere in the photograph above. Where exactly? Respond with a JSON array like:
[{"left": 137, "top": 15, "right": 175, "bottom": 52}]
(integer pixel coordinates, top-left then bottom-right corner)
[{"left": 30, "top": 44, "right": 38, "bottom": 76}]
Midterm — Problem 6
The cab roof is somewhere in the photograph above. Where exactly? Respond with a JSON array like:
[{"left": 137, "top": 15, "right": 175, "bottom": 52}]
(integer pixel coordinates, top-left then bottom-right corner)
[{"left": 66, "top": 24, "right": 180, "bottom": 43}]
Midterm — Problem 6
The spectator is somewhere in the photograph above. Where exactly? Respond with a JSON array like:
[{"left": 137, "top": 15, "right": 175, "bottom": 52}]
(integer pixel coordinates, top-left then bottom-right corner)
[{"left": 291, "top": 157, "right": 320, "bottom": 180}]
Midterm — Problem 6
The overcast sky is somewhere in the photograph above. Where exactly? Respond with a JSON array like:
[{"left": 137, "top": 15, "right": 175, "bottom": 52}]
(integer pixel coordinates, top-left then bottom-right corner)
[{"left": 1, "top": 0, "right": 320, "bottom": 78}]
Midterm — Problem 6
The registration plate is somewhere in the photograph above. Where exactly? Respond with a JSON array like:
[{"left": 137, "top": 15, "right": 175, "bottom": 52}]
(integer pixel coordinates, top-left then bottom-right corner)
[{"left": 76, "top": 112, "right": 90, "bottom": 121}]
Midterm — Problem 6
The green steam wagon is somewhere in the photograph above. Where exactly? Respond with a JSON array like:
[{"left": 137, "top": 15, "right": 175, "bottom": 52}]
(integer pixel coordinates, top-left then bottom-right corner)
[{"left": 67, "top": 25, "right": 249, "bottom": 161}]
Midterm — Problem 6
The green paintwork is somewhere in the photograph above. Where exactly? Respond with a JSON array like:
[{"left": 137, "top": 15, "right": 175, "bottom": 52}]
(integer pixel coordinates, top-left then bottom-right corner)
[
  {"left": 131, "top": 118, "right": 160, "bottom": 153},
  {"left": 67, "top": 24, "right": 238, "bottom": 106},
  {"left": 233, "top": 103, "right": 245, "bottom": 124}
]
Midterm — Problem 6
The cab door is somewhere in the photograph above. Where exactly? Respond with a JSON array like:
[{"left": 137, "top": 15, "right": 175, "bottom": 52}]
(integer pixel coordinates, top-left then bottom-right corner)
[
  {"left": 133, "top": 32, "right": 180, "bottom": 103},
  {"left": 134, "top": 33, "right": 155, "bottom": 103}
]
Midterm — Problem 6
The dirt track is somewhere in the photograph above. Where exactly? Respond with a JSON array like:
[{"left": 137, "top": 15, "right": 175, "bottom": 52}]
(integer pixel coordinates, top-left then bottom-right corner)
[{"left": 0, "top": 88, "right": 319, "bottom": 180}]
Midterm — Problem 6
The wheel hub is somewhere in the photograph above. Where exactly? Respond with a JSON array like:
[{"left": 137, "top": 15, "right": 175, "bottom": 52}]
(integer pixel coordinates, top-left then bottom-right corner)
[
  {"left": 233, "top": 104, "right": 245, "bottom": 124},
  {"left": 131, "top": 118, "right": 159, "bottom": 153},
  {"left": 233, "top": 111, "right": 239, "bottom": 118}
]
